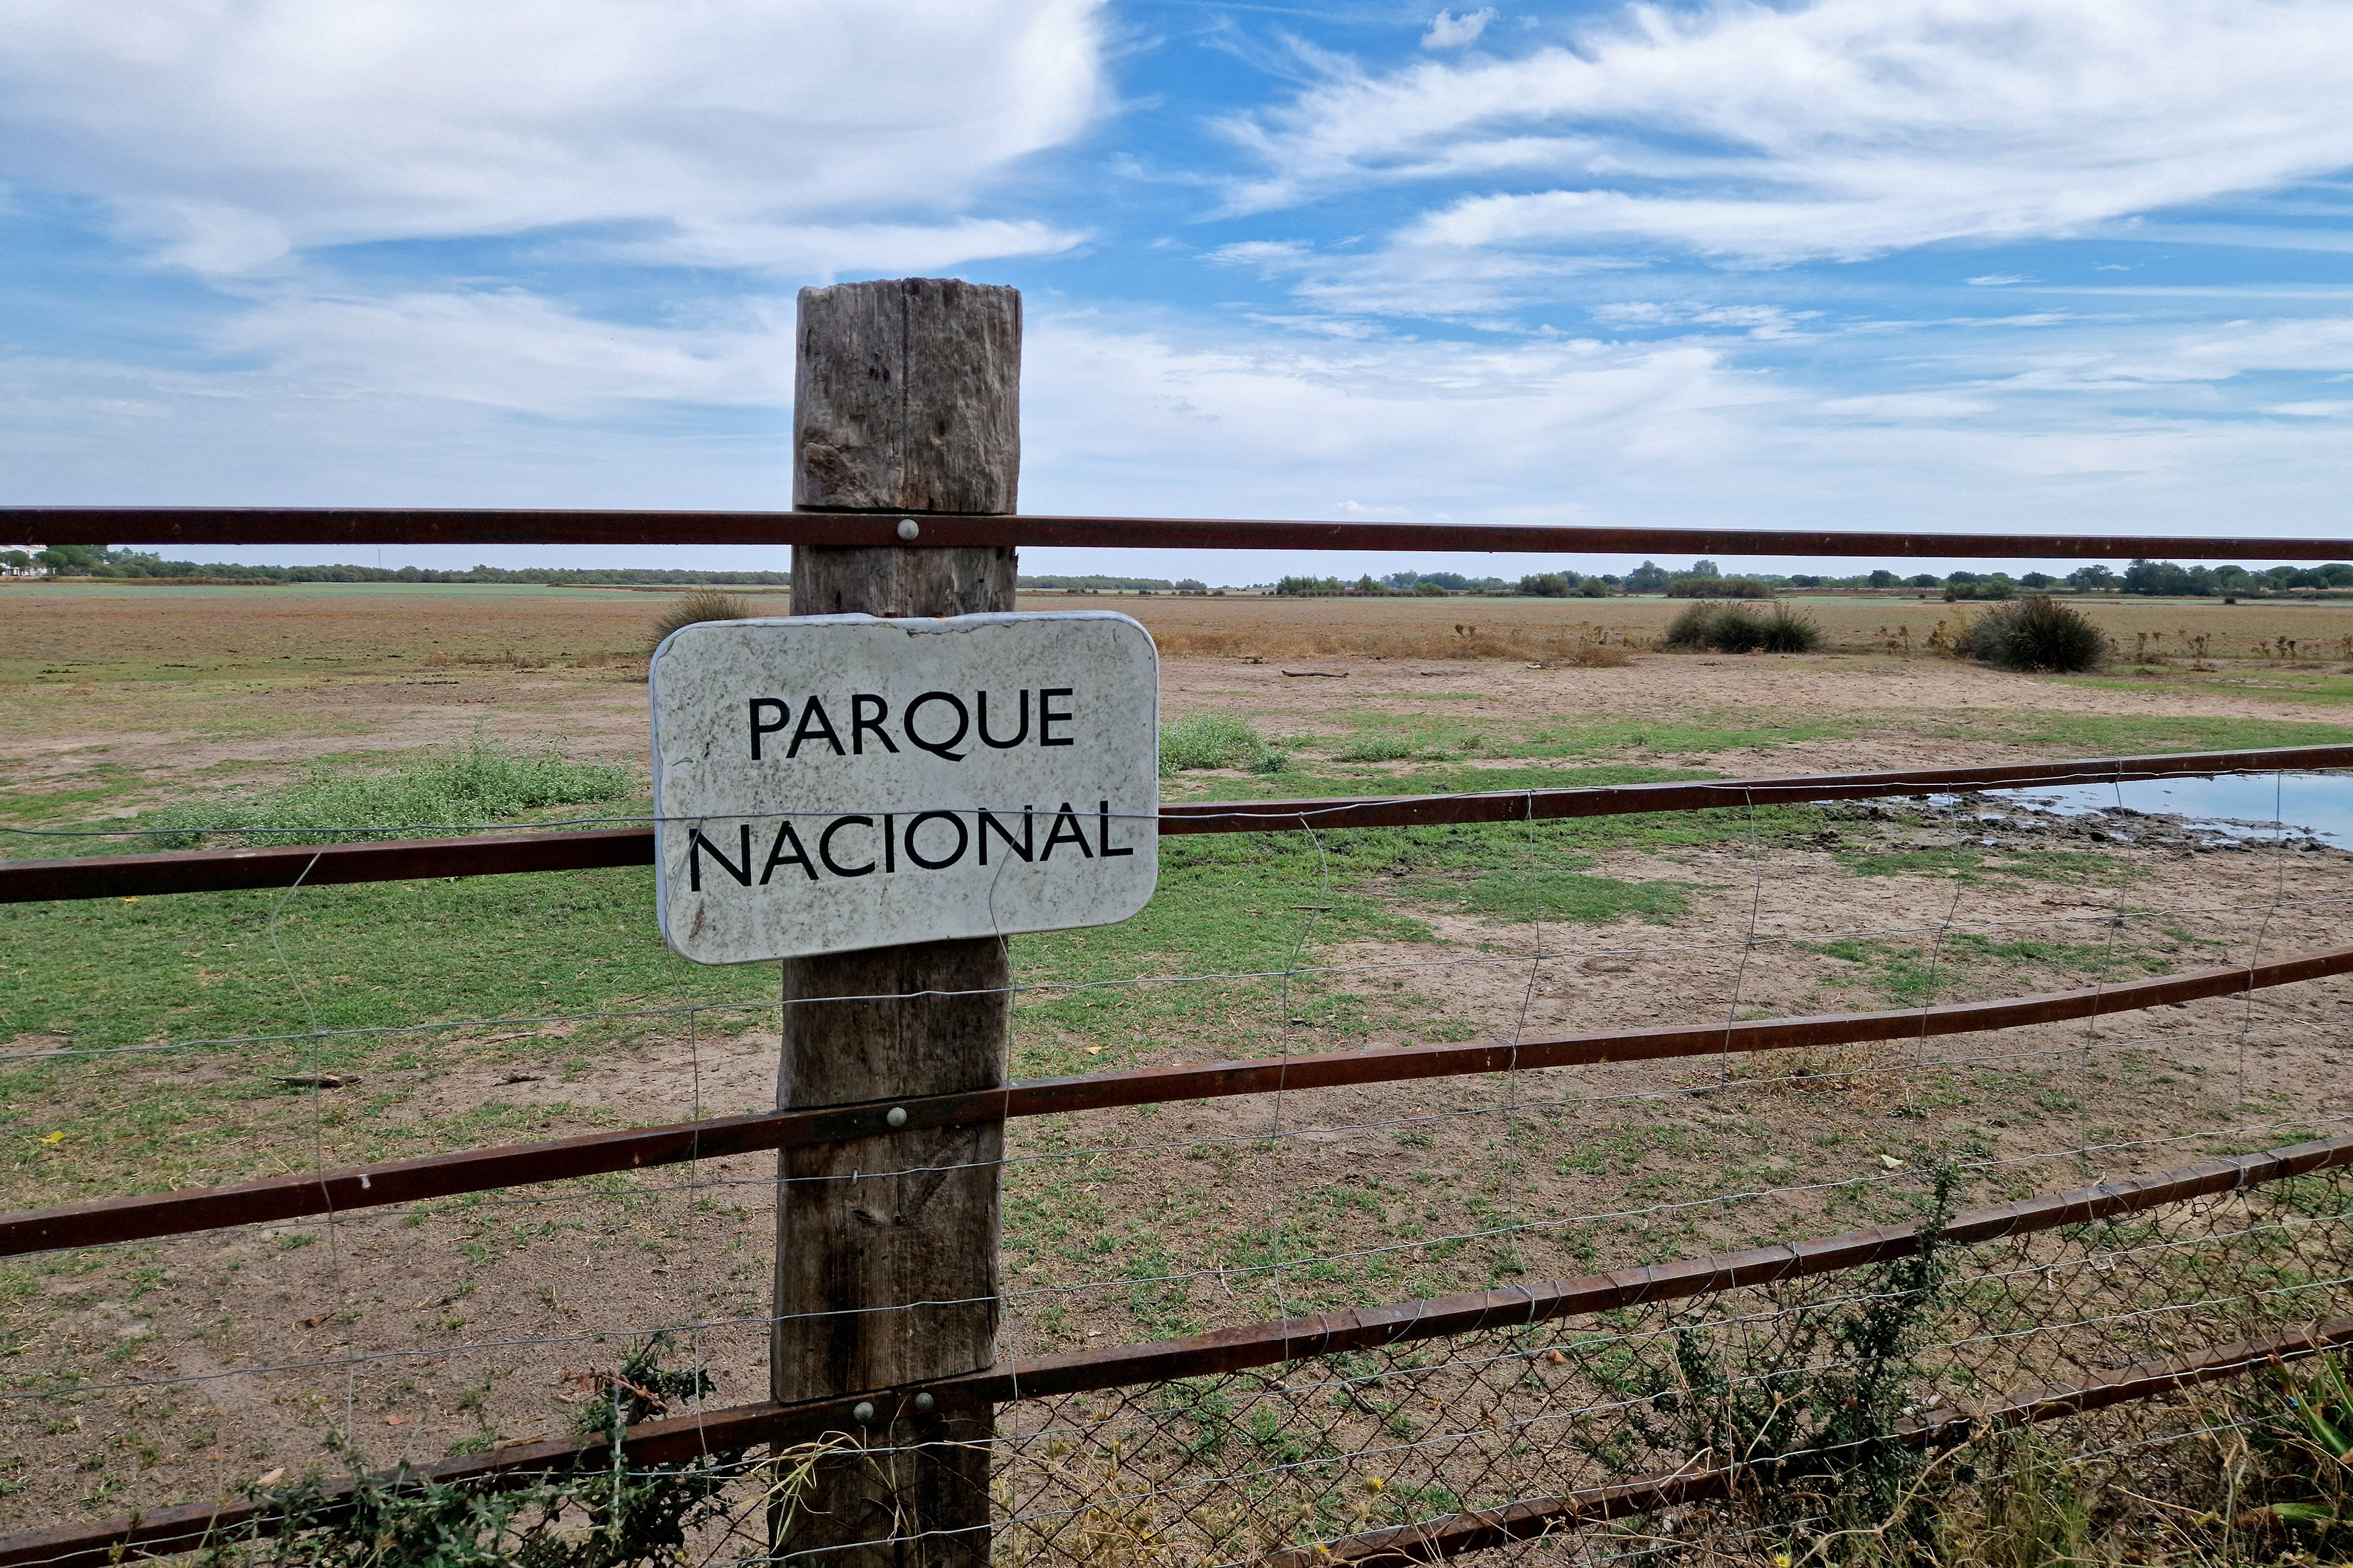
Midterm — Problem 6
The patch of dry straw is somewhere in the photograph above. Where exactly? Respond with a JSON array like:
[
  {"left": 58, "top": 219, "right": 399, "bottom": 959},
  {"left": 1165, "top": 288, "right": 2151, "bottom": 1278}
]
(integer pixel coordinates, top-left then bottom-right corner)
[{"left": 1148, "top": 622, "right": 1638, "bottom": 665}]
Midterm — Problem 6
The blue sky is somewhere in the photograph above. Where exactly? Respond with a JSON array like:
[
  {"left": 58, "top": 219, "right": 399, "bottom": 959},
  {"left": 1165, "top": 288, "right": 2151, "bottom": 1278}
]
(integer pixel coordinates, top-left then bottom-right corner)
[{"left": 5, "top": 0, "right": 2353, "bottom": 585}]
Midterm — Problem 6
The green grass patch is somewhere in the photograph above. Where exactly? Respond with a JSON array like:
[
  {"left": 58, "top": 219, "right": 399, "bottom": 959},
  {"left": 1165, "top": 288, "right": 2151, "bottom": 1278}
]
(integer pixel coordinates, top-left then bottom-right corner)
[
  {"left": 1950, "top": 712, "right": 2353, "bottom": 755},
  {"left": 1839, "top": 844, "right": 2140, "bottom": 885},
  {"left": 1292, "top": 710, "right": 1848, "bottom": 766},
  {"left": 1010, "top": 829, "right": 1437, "bottom": 1076},
  {"left": 2057, "top": 671, "right": 2353, "bottom": 707},
  {"left": 1159, "top": 712, "right": 1289, "bottom": 776},
  {"left": 1169, "top": 762, "right": 1724, "bottom": 802},
  {"left": 0, "top": 866, "right": 742, "bottom": 1057},
  {"left": 1455, "top": 868, "right": 1691, "bottom": 925},
  {"left": 1799, "top": 930, "right": 2169, "bottom": 1007},
  {"left": 139, "top": 736, "right": 635, "bottom": 847}
]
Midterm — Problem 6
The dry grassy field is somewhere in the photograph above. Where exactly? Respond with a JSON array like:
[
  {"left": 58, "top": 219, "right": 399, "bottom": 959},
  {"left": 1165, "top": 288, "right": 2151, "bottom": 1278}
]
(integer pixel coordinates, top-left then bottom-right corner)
[
  {"left": 8, "top": 579, "right": 2349, "bottom": 681},
  {"left": 5, "top": 579, "right": 2353, "bottom": 1551}
]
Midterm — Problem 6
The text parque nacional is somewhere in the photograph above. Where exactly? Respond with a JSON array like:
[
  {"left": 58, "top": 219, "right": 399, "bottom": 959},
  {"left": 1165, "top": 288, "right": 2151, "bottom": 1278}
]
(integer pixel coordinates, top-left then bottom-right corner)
[{"left": 649, "top": 613, "right": 1158, "bottom": 962}]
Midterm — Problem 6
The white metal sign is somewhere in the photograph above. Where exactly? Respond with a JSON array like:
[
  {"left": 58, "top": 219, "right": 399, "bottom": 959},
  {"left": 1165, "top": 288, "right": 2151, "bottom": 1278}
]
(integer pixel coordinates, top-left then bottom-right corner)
[{"left": 649, "top": 612, "right": 1160, "bottom": 964}]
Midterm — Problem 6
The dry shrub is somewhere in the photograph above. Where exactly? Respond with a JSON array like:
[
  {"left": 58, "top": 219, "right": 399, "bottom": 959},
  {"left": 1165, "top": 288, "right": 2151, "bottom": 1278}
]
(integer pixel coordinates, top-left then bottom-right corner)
[
  {"left": 1953, "top": 595, "right": 2110, "bottom": 673},
  {"left": 1664, "top": 600, "right": 1824, "bottom": 654},
  {"left": 1541, "top": 638, "right": 1633, "bottom": 667},
  {"left": 649, "top": 590, "right": 757, "bottom": 654}
]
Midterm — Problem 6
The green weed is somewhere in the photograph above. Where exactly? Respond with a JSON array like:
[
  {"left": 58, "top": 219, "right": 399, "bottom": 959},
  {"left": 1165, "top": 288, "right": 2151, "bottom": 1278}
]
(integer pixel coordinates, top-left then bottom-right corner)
[
  {"left": 141, "top": 736, "right": 634, "bottom": 847},
  {"left": 1160, "top": 713, "right": 1289, "bottom": 776},
  {"left": 214, "top": 1336, "right": 755, "bottom": 1568},
  {"left": 1840, "top": 845, "right": 2139, "bottom": 886}
]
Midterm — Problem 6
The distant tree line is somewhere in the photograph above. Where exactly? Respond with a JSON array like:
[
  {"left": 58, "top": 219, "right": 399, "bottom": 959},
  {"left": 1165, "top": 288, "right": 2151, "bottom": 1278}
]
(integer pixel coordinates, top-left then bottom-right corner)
[
  {"left": 0, "top": 547, "right": 800, "bottom": 585},
  {"left": 1273, "top": 558, "right": 2353, "bottom": 600},
  {"left": 12, "top": 546, "right": 2348, "bottom": 602},
  {"left": 0, "top": 548, "right": 1216, "bottom": 593},
  {"left": 1019, "top": 575, "right": 1211, "bottom": 592}
]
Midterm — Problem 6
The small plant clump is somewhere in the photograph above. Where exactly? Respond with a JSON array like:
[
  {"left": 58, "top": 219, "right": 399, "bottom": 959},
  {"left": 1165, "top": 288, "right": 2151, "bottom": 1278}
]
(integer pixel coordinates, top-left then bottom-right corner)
[
  {"left": 218, "top": 1337, "right": 754, "bottom": 1568},
  {"left": 1951, "top": 596, "right": 2110, "bottom": 673},
  {"left": 1576, "top": 1162, "right": 1961, "bottom": 1563},
  {"left": 2240, "top": 1351, "right": 2353, "bottom": 1535},
  {"left": 145, "top": 736, "right": 635, "bottom": 847},
  {"left": 1159, "top": 712, "right": 1289, "bottom": 776},
  {"left": 1662, "top": 600, "right": 1824, "bottom": 655},
  {"left": 649, "top": 590, "right": 758, "bottom": 653}
]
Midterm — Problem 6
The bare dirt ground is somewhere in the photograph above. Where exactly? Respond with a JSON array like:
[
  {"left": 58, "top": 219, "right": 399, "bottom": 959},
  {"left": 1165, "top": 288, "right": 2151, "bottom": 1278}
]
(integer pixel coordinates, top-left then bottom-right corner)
[
  {"left": 3, "top": 583, "right": 2352, "bottom": 1532},
  {"left": 5, "top": 825, "right": 2343, "bottom": 1529}
]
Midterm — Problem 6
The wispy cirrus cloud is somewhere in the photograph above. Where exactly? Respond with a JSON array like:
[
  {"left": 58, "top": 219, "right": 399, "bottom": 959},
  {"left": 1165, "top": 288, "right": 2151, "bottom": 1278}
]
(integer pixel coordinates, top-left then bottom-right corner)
[{"left": 1226, "top": 0, "right": 2353, "bottom": 266}]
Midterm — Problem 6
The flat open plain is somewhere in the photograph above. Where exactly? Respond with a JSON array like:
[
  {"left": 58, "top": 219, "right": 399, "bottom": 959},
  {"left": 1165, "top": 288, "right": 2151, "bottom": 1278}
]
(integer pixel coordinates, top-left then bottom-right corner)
[{"left": 3, "top": 580, "right": 2353, "bottom": 1531}]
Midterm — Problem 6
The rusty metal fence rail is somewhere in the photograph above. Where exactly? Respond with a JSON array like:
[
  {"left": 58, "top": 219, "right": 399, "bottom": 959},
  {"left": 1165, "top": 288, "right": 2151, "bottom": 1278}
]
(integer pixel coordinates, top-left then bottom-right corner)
[
  {"left": 9, "top": 505, "right": 2351, "bottom": 559},
  {"left": 0, "top": 741, "right": 2349, "bottom": 1563},
  {"left": 9, "top": 745, "right": 2353, "bottom": 903},
  {"left": 5, "top": 486, "right": 2352, "bottom": 1564},
  {"left": 0, "top": 938, "right": 2346, "bottom": 1259},
  {"left": 8, "top": 1133, "right": 2347, "bottom": 1568}
]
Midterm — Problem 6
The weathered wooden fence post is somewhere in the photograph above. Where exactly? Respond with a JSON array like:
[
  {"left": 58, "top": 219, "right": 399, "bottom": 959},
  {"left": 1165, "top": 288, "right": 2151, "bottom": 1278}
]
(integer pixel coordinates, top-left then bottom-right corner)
[{"left": 774, "top": 277, "right": 1019, "bottom": 1566}]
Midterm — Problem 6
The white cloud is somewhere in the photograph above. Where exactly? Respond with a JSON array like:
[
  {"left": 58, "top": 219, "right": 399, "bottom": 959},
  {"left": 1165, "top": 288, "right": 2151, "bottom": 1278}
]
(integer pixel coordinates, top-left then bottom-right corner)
[
  {"left": 1986, "top": 315, "right": 2353, "bottom": 392},
  {"left": 1422, "top": 9, "right": 1497, "bottom": 50},
  {"left": 1000, "top": 306, "right": 2353, "bottom": 587},
  {"left": 1228, "top": 0, "right": 2353, "bottom": 264},
  {"left": 1589, "top": 300, "right": 1819, "bottom": 338},
  {"left": 0, "top": 0, "right": 1105, "bottom": 275},
  {"left": 610, "top": 218, "right": 1088, "bottom": 277},
  {"left": 1966, "top": 274, "right": 2032, "bottom": 286},
  {"left": 1207, "top": 239, "right": 1318, "bottom": 272},
  {"left": 21, "top": 299, "right": 2353, "bottom": 561},
  {"left": 1021, "top": 311, "right": 1786, "bottom": 523},
  {"left": 1207, "top": 234, "right": 1634, "bottom": 321},
  {"left": 210, "top": 289, "right": 795, "bottom": 415},
  {"left": 1819, "top": 390, "right": 1997, "bottom": 421}
]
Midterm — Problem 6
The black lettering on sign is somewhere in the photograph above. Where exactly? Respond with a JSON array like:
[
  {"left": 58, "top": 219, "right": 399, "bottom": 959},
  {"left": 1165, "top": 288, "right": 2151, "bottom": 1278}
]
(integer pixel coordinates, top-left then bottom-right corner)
[
  {"left": 904, "top": 692, "right": 970, "bottom": 761},
  {"left": 788, "top": 698, "right": 845, "bottom": 758},
  {"left": 906, "top": 811, "right": 969, "bottom": 870},
  {"left": 819, "top": 816, "right": 875, "bottom": 877},
  {"left": 978, "top": 808, "right": 1033, "bottom": 864},
  {"left": 978, "top": 690, "right": 1029, "bottom": 749},
  {"left": 1040, "top": 802, "right": 1093, "bottom": 861},
  {"left": 883, "top": 813, "right": 896, "bottom": 873},
  {"left": 1098, "top": 800, "right": 1135, "bottom": 859},
  {"left": 760, "top": 823, "right": 817, "bottom": 884},
  {"left": 689, "top": 825, "right": 754, "bottom": 891},
  {"left": 850, "top": 694, "right": 899, "bottom": 755},
  {"left": 1039, "top": 688, "right": 1075, "bottom": 746},
  {"left": 748, "top": 699, "right": 789, "bottom": 760}
]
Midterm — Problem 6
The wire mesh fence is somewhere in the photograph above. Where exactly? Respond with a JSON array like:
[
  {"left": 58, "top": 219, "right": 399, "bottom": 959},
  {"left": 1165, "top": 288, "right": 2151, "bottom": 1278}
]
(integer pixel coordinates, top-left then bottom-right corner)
[{"left": 1, "top": 764, "right": 2350, "bottom": 1565}]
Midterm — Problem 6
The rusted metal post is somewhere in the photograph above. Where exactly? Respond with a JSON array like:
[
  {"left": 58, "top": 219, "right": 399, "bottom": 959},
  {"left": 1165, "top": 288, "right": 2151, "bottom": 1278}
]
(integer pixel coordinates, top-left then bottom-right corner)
[{"left": 772, "top": 277, "right": 1019, "bottom": 1566}]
